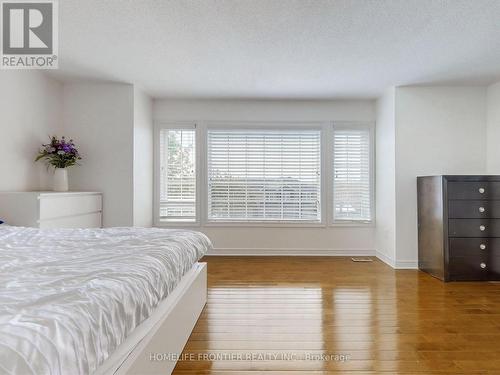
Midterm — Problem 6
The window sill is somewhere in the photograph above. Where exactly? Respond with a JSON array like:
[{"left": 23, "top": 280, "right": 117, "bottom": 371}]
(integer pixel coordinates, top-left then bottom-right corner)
[
  {"left": 203, "top": 221, "right": 326, "bottom": 228},
  {"left": 329, "top": 221, "right": 375, "bottom": 228},
  {"left": 154, "top": 220, "right": 375, "bottom": 229},
  {"left": 155, "top": 220, "right": 200, "bottom": 228}
]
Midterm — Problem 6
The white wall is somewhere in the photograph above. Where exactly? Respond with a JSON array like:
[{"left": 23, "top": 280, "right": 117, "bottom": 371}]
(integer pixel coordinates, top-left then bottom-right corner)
[
  {"left": 154, "top": 99, "right": 376, "bottom": 255},
  {"left": 63, "top": 83, "right": 135, "bottom": 227},
  {"left": 0, "top": 71, "right": 63, "bottom": 191},
  {"left": 2, "top": 71, "right": 493, "bottom": 266},
  {"left": 375, "top": 88, "right": 396, "bottom": 267},
  {"left": 133, "top": 88, "right": 154, "bottom": 227},
  {"left": 154, "top": 99, "right": 375, "bottom": 123},
  {"left": 394, "top": 86, "right": 487, "bottom": 267},
  {"left": 487, "top": 81, "right": 500, "bottom": 173}
]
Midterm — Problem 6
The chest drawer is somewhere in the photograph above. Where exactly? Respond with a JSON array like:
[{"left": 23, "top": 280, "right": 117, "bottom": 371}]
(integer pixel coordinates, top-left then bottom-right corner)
[
  {"left": 39, "top": 193, "right": 102, "bottom": 220},
  {"left": 39, "top": 212, "right": 102, "bottom": 229},
  {"left": 449, "top": 256, "right": 489, "bottom": 281},
  {"left": 448, "top": 182, "right": 500, "bottom": 200},
  {"left": 449, "top": 238, "right": 500, "bottom": 256},
  {"left": 449, "top": 219, "right": 500, "bottom": 237},
  {"left": 448, "top": 200, "right": 500, "bottom": 218}
]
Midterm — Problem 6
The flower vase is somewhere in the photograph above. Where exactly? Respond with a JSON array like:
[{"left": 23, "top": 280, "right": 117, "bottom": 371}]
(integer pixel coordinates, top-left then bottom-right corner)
[{"left": 53, "top": 168, "right": 69, "bottom": 192}]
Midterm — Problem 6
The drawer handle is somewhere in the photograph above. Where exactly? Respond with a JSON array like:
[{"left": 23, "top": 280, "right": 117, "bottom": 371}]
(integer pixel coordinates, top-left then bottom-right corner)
[
  {"left": 479, "top": 206, "right": 485, "bottom": 213},
  {"left": 480, "top": 225, "right": 486, "bottom": 231},
  {"left": 480, "top": 243, "right": 487, "bottom": 250},
  {"left": 480, "top": 262, "right": 487, "bottom": 269},
  {"left": 479, "top": 187, "right": 485, "bottom": 194}
]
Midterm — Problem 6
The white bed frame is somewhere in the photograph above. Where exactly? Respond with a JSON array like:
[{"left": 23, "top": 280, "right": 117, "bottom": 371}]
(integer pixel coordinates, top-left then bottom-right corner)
[{"left": 94, "top": 262, "right": 207, "bottom": 375}]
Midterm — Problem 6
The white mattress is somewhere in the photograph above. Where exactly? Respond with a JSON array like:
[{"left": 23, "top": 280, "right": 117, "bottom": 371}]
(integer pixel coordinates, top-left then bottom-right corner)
[{"left": 0, "top": 226, "right": 211, "bottom": 375}]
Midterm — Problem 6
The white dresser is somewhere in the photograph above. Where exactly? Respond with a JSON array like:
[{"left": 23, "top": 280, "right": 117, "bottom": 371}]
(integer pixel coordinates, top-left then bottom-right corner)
[{"left": 0, "top": 192, "right": 102, "bottom": 228}]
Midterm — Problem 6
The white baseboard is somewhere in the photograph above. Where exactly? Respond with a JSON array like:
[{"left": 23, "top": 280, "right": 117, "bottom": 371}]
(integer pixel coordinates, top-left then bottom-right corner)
[
  {"left": 394, "top": 260, "right": 418, "bottom": 269},
  {"left": 208, "top": 248, "right": 376, "bottom": 256},
  {"left": 375, "top": 251, "right": 396, "bottom": 268},
  {"left": 375, "top": 252, "right": 418, "bottom": 269},
  {"left": 207, "top": 248, "right": 418, "bottom": 269}
]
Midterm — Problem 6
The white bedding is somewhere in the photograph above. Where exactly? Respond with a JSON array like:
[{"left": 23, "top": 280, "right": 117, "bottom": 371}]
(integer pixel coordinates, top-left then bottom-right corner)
[{"left": 0, "top": 226, "right": 211, "bottom": 375}]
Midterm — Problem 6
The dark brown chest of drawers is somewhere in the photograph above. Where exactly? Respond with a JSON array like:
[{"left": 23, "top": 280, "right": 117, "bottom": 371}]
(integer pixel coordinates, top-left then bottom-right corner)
[{"left": 417, "top": 175, "right": 500, "bottom": 281}]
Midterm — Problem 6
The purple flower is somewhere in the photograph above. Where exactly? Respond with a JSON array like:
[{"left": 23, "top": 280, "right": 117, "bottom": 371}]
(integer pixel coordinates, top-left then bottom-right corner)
[{"left": 36, "top": 136, "right": 82, "bottom": 168}]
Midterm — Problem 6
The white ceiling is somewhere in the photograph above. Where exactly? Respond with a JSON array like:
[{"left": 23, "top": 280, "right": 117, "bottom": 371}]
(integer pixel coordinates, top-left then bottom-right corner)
[{"left": 50, "top": 0, "right": 500, "bottom": 99}]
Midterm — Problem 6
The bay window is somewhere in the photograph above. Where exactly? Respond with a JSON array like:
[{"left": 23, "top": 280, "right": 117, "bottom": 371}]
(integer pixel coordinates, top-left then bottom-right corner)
[{"left": 155, "top": 122, "right": 374, "bottom": 226}]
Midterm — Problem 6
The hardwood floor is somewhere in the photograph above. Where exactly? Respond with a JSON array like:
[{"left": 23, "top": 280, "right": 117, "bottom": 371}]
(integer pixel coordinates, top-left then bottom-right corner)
[{"left": 173, "top": 256, "right": 500, "bottom": 374}]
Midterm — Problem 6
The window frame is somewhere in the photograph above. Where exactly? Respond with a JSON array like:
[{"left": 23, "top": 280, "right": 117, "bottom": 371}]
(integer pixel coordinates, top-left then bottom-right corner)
[
  {"left": 329, "top": 121, "right": 375, "bottom": 227},
  {"left": 202, "top": 121, "right": 328, "bottom": 228},
  {"left": 153, "top": 120, "right": 375, "bottom": 228},
  {"left": 154, "top": 122, "right": 201, "bottom": 227}
]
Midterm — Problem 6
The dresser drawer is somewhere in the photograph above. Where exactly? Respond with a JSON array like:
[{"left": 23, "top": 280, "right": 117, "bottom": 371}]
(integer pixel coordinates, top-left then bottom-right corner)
[
  {"left": 448, "top": 238, "right": 499, "bottom": 256},
  {"left": 39, "top": 212, "right": 102, "bottom": 228},
  {"left": 448, "top": 182, "right": 500, "bottom": 200},
  {"left": 449, "top": 256, "right": 489, "bottom": 281},
  {"left": 449, "top": 219, "right": 500, "bottom": 237},
  {"left": 448, "top": 200, "right": 500, "bottom": 218},
  {"left": 39, "top": 194, "right": 102, "bottom": 220}
]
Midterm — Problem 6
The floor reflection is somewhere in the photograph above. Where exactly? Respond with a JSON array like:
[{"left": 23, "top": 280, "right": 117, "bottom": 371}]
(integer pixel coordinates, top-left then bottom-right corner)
[
  {"left": 173, "top": 256, "right": 500, "bottom": 374},
  {"left": 203, "top": 285, "right": 325, "bottom": 371}
]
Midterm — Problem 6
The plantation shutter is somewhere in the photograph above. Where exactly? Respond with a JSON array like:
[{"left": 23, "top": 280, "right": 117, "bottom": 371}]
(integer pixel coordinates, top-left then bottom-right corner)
[
  {"left": 159, "top": 128, "right": 196, "bottom": 222},
  {"left": 207, "top": 129, "right": 321, "bottom": 222},
  {"left": 333, "top": 127, "right": 372, "bottom": 222}
]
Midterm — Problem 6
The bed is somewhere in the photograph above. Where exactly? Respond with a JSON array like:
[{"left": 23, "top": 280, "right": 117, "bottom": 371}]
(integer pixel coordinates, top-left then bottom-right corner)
[{"left": 0, "top": 225, "right": 211, "bottom": 375}]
